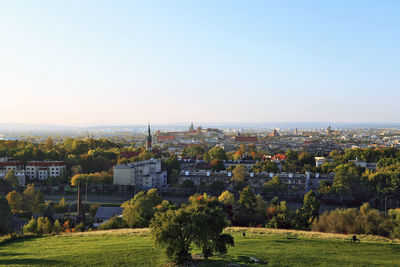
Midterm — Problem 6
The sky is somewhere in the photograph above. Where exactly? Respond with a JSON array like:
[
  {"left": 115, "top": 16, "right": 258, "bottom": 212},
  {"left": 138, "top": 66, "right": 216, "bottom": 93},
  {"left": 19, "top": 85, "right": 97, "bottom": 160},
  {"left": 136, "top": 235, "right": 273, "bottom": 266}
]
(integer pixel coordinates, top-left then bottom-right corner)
[{"left": 0, "top": 1, "right": 399, "bottom": 125}]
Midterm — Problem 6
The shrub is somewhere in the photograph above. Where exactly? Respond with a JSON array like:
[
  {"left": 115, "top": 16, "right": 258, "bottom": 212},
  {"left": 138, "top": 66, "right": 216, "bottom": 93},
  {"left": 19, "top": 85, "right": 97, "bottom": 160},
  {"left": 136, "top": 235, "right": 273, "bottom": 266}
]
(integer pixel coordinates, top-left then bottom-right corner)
[
  {"left": 53, "top": 220, "right": 62, "bottom": 234},
  {"left": 75, "top": 222, "right": 86, "bottom": 232},
  {"left": 98, "top": 216, "right": 127, "bottom": 230},
  {"left": 37, "top": 217, "right": 53, "bottom": 235},
  {"left": 23, "top": 218, "right": 38, "bottom": 235}
]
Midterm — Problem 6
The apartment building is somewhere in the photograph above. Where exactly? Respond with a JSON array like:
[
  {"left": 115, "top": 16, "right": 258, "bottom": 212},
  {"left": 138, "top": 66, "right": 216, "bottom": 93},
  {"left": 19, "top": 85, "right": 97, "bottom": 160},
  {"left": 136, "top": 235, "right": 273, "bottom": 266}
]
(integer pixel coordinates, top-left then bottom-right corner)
[
  {"left": 25, "top": 161, "right": 66, "bottom": 180},
  {"left": 113, "top": 159, "right": 167, "bottom": 190}
]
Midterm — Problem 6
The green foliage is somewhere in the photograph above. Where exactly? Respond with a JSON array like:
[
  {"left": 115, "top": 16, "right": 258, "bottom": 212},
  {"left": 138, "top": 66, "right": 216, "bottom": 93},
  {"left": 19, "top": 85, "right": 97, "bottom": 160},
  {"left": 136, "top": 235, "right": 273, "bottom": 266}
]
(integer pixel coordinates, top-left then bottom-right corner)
[
  {"left": 0, "top": 196, "right": 11, "bottom": 234},
  {"left": 6, "top": 184, "right": 44, "bottom": 214},
  {"left": 150, "top": 194, "right": 234, "bottom": 263},
  {"left": 180, "top": 179, "right": 195, "bottom": 189},
  {"left": 52, "top": 220, "right": 62, "bottom": 234},
  {"left": 208, "top": 146, "right": 227, "bottom": 161},
  {"left": 37, "top": 217, "right": 53, "bottom": 236},
  {"left": 234, "top": 186, "right": 267, "bottom": 226},
  {"left": 262, "top": 175, "right": 287, "bottom": 195},
  {"left": 266, "top": 198, "right": 292, "bottom": 229},
  {"left": 23, "top": 217, "right": 38, "bottom": 235},
  {"left": 75, "top": 222, "right": 86, "bottom": 232},
  {"left": 295, "top": 190, "right": 320, "bottom": 229},
  {"left": 332, "top": 163, "right": 363, "bottom": 197},
  {"left": 211, "top": 159, "right": 225, "bottom": 171},
  {"left": 98, "top": 216, "right": 127, "bottom": 230},
  {"left": 165, "top": 156, "right": 180, "bottom": 184},
  {"left": 218, "top": 190, "right": 235, "bottom": 206},
  {"left": 312, "top": 203, "right": 397, "bottom": 237},
  {"left": 52, "top": 197, "right": 68, "bottom": 213},
  {"left": 252, "top": 160, "right": 279, "bottom": 173},
  {"left": 122, "top": 189, "right": 162, "bottom": 228},
  {"left": 5, "top": 169, "right": 19, "bottom": 188},
  {"left": 71, "top": 171, "right": 112, "bottom": 186},
  {"left": 232, "top": 164, "right": 246, "bottom": 183}
]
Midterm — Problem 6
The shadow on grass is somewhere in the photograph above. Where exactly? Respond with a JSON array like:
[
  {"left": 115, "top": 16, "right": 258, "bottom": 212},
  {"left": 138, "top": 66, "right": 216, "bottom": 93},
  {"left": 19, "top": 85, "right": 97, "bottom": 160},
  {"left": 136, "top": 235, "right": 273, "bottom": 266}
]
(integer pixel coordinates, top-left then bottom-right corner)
[
  {"left": 0, "top": 258, "right": 63, "bottom": 265},
  {"left": 0, "top": 235, "right": 41, "bottom": 247},
  {"left": 188, "top": 255, "right": 268, "bottom": 266}
]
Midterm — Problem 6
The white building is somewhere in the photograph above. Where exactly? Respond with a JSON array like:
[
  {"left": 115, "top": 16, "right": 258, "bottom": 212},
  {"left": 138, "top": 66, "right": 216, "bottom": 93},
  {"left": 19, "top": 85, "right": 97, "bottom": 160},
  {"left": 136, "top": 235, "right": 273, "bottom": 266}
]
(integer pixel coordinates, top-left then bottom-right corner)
[
  {"left": 315, "top": 157, "right": 326, "bottom": 167},
  {"left": 113, "top": 159, "right": 167, "bottom": 190},
  {"left": 25, "top": 161, "right": 66, "bottom": 180}
]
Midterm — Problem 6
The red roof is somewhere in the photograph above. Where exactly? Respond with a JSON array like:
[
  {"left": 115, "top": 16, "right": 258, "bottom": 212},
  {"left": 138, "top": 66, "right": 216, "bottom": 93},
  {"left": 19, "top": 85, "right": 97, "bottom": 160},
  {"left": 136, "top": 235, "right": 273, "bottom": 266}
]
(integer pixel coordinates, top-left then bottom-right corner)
[
  {"left": 0, "top": 161, "right": 23, "bottom": 167},
  {"left": 157, "top": 135, "right": 176, "bottom": 141},
  {"left": 234, "top": 136, "right": 258, "bottom": 142},
  {"left": 272, "top": 154, "right": 287, "bottom": 161}
]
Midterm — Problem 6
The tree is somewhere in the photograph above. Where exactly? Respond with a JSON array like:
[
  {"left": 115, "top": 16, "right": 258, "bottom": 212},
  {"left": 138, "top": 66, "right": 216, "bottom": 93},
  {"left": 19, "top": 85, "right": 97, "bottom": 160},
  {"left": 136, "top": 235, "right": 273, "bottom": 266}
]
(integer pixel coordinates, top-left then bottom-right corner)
[
  {"left": 332, "top": 163, "right": 363, "bottom": 200},
  {"left": 5, "top": 169, "right": 19, "bottom": 188},
  {"left": 211, "top": 159, "right": 225, "bottom": 172},
  {"left": 37, "top": 217, "right": 52, "bottom": 235},
  {"left": 23, "top": 217, "right": 38, "bottom": 235},
  {"left": 0, "top": 196, "right": 11, "bottom": 234},
  {"left": 180, "top": 179, "right": 195, "bottom": 189},
  {"left": 151, "top": 194, "right": 234, "bottom": 263},
  {"left": 232, "top": 164, "right": 246, "bottom": 183},
  {"left": 266, "top": 198, "right": 292, "bottom": 229},
  {"left": 165, "top": 156, "right": 180, "bottom": 184},
  {"left": 218, "top": 190, "right": 235, "bottom": 206},
  {"left": 53, "top": 197, "right": 68, "bottom": 213},
  {"left": 23, "top": 184, "right": 44, "bottom": 213},
  {"left": 252, "top": 161, "right": 279, "bottom": 173},
  {"left": 262, "top": 176, "right": 286, "bottom": 195},
  {"left": 44, "top": 137, "right": 55, "bottom": 151},
  {"left": 122, "top": 189, "right": 162, "bottom": 228},
  {"left": 208, "top": 147, "right": 227, "bottom": 161},
  {"left": 53, "top": 220, "right": 62, "bottom": 234},
  {"left": 295, "top": 190, "right": 320, "bottom": 229},
  {"left": 6, "top": 190, "right": 23, "bottom": 213},
  {"left": 234, "top": 186, "right": 266, "bottom": 226}
]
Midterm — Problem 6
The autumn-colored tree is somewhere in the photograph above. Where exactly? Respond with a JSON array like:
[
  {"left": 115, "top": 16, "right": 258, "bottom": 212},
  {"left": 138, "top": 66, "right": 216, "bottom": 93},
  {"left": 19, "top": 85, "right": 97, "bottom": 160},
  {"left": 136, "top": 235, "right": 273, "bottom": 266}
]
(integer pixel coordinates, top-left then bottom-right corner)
[
  {"left": 5, "top": 169, "right": 19, "bottom": 188},
  {"left": 232, "top": 164, "right": 246, "bottom": 183}
]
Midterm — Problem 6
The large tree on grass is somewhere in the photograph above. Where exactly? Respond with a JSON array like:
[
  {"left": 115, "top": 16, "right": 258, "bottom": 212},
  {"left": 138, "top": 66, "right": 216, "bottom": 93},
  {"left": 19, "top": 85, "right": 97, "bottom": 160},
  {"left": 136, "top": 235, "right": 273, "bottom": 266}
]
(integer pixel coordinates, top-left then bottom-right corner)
[{"left": 151, "top": 194, "right": 234, "bottom": 263}]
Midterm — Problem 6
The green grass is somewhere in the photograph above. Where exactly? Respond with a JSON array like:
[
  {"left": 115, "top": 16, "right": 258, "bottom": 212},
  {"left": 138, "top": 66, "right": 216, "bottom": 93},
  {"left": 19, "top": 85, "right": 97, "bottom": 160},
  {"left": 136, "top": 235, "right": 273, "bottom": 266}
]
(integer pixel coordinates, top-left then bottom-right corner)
[{"left": 0, "top": 228, "right": 399, "bottom": 266}]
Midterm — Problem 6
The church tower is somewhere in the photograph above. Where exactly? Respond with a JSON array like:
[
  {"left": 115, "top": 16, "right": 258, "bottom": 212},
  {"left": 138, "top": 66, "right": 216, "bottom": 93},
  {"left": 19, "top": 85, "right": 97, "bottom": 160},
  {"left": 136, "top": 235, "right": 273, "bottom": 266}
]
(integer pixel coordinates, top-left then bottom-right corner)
[{"left": 146, "top": 123, "right": 152, "bottom": 151}]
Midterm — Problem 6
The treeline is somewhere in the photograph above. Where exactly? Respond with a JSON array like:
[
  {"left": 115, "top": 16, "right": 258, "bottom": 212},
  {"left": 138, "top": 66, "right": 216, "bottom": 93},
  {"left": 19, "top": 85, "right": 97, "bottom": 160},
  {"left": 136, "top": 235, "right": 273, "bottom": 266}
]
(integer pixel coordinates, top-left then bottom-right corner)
[
  {"left": 0, "top": 138, "right": 170, "bottom": 187},
  {"left": 98, "top": 188, "right": 400, "bottom": 240}
]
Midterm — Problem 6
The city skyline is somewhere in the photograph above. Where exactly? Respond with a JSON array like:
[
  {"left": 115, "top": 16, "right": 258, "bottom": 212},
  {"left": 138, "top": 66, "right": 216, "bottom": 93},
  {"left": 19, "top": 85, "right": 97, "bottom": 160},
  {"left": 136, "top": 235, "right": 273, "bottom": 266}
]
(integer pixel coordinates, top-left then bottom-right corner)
[{"left": 1, "top": 1, "right": 399, "bottom": 125}]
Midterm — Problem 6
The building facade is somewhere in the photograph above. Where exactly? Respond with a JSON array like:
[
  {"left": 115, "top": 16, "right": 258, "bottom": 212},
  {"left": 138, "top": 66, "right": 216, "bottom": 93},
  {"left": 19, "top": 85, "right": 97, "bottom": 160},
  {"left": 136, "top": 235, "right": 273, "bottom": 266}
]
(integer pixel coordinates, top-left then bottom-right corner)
[
  {"left": 113, "top": 159, "right": 167, "bottom": 190},
  {"left": 25, "top": 161, "right": 66, "bottom": 180}
]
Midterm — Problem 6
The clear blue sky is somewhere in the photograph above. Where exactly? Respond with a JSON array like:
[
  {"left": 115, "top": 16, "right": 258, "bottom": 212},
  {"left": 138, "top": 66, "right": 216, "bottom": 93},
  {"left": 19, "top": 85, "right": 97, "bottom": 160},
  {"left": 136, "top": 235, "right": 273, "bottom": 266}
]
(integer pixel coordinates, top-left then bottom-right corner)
[{"left": 1, "top": 1, "right": 399, "bottom": 125}]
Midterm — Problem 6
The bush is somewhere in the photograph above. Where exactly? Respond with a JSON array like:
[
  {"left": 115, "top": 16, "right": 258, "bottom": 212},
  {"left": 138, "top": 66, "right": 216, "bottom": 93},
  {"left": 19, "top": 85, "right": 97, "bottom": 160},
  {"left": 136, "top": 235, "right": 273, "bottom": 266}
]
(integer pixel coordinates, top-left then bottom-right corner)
[
  {"left": 312, "top": 203, "right": 394, "bottom": 237},
  {"left": 75, "top": 222, "right": 86, "bottom": 232},
  {"left": 37, "top": 217, "right": 53, "bottom": 235},
  {"left": 53, "top": 220, "right": 62, "bottom": 234},
  {"left": 98, "top": 216, "right": 127, "bottom": 230},
  {"left": 23, "top": 218, "right": 38, "bottom": 235}
]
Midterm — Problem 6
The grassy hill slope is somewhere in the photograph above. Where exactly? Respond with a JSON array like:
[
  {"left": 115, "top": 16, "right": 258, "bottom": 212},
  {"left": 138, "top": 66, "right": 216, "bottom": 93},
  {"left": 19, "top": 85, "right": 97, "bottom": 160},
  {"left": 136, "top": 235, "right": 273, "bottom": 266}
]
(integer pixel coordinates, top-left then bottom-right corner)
[{"left": 0, "top": 228, "right": 399, "bottom": 266}]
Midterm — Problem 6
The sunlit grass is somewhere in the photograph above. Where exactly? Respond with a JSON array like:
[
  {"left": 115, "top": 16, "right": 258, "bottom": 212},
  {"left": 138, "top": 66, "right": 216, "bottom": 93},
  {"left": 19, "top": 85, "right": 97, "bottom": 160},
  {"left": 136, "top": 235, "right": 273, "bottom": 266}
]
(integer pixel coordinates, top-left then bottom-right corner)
[{"left": 0, "top": 227, "right": 399, "bottom": 266}]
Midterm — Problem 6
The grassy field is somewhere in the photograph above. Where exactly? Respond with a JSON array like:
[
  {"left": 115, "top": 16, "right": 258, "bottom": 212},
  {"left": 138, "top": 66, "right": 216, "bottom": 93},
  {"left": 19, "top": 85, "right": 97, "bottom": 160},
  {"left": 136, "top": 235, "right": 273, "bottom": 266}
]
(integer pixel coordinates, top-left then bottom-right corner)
[{"left": 0, "top": 228, "right": 399, "bottom": 266}]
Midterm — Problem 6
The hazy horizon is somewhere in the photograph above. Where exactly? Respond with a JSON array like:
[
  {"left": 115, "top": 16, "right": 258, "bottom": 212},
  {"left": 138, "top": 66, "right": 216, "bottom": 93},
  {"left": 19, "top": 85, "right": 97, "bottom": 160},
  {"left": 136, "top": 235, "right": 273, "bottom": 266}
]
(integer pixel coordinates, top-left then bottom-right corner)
[{"left": 1, "top": 1, "right": 399, "bottom": 125}]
